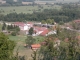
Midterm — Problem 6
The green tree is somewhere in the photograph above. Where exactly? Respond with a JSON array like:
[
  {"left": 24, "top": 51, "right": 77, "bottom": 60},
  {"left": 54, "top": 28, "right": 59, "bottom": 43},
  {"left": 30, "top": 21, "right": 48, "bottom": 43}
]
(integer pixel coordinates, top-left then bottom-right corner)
[
  {"left": 41, "top": 20, "right": 46, "bottom": 24},
  {"left": 28, "top": 27, "right": 34, "bottom": 35},
  {"left": 25, "top": 36, "right": 35, "bottom": 47},
  {"left": 39, "top": 29, "right": 80, "bottom": 60},
  {"left": 2, "top": 22, "right": 6, "bottom": 31},
  {"left": 2, "top": 25, "right": 5, "bottom": 31},
  {"left": 0, "top": 32, "right": 15, "bottom": 60},
  {"left": 46, "top": 19, "right": 54, "bottom": 24},
  {"left": 11, "top": 32, "right": 16, "bottom": 36}
]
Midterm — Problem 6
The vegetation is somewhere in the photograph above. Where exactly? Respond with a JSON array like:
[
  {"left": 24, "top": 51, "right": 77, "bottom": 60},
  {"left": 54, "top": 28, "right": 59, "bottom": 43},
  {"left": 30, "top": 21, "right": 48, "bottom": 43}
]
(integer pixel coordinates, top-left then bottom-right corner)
[
  {"left": 11, "top": 31, "right": 17, "bottom": 36},
  {"left": 7, "top": 25, "right": 20, "bottom": 35},
  {"left": 0, "top": 4, "right": 80, "bottom": 23},
  {"left": 25, "top": 36, "right": 36, "bottom": 47},
  {"left": 2, "top": 22, "right": 6, "bottom": 31},
  {"left": 41, "top": 19, "right": 54, "bottom": 24},
  {"left": 0, "top": 32, "right": 15, "bottom": 60},
  {"left": 0, "top": 4, "right": 80, "bottom": 60},
  {"left": 39, "top": 29, "right": 80, "bottom": 60},
  {"left": 28, "top": 27, "right": 34, "bottom": 35},
  {"left": 0, "top": 5, "right": 61, "bottom": 15}
]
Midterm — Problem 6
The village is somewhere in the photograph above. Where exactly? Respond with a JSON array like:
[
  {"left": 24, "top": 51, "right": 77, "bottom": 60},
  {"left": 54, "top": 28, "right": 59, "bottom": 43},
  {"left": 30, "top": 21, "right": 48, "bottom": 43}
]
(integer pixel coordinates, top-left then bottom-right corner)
[
  {"left": 0, "top": 21, "right": 57, "bottom": 52},
  {"left": 0, "top": 19, "right": 80, "bottom": 60},
  {"left": 1, "top": 19, "right": 80, "bottom": 52}
]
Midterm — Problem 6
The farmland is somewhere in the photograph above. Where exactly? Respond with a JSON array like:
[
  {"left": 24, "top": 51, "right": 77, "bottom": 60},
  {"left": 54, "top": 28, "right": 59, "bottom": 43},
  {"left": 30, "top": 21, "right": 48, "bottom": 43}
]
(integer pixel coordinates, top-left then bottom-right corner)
[{"left": 0, "top": 5, "right": 61, "bottom": 15}]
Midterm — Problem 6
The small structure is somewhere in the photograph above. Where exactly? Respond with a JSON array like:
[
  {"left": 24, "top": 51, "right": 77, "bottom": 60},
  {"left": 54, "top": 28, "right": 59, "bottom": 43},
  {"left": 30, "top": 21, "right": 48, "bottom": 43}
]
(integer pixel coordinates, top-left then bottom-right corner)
[{"left": 31, "top": 44, "right": 41, "bottom": 51}]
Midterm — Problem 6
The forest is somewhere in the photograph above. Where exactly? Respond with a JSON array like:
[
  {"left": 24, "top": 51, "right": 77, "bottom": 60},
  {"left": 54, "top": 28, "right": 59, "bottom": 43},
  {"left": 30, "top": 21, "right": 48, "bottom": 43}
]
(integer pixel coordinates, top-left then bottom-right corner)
[{"left": 0, "top": 5, "right": 80, "bottom": 23}]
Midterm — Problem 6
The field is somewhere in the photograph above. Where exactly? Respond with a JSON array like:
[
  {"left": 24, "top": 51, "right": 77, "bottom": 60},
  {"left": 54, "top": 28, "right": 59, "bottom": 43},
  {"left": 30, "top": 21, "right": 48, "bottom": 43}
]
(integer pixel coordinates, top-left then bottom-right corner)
[
  {"left": 0, "top": 5, "right": 61, "bottom": 15},
  {"left": 9, "top": 35, "right": 44, "bottom": 59}
]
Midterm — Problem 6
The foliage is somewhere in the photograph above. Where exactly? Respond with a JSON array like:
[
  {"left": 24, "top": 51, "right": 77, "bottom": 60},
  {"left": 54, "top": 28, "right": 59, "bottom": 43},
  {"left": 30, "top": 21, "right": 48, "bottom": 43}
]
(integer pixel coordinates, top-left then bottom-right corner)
[
  {"left": 71, "top": 21, "right": 80, "bottom": 30},
  {"left": 25, "top": 36, "right": 36, "bottom": 47},
  {"left": 39, "top": 29, "right": 80, "bottom": 60},
  {"left": 59, "top": 21, "right": 64, "bottom": 25},
  {"left": 28, "top": 27, "right": 34, "bottom": 35},
  {"left": 0, "top": 32, "right": 15, "bottom": 60},
  {"left": 31, "top": 51, "right": 37, "bottom": 60},
  {"left": 11, "top": 32, "right": 16, "bottom": 36},
  {"left": 2, "top": 22, "right": 6, "bottom": 31},
  {"left": 41, "top": 19, "right": 54, "bottom": 24},
  {"left": 0, "top": 5, "right": 80, "bottom": 23},
  {"left": 7, "top": 25, "right": 20, "bottom": 35}
]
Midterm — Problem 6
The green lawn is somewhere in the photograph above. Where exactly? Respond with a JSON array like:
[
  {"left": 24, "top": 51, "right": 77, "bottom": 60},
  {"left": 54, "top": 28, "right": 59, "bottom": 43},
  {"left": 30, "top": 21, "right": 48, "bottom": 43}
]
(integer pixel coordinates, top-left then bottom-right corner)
[
  {"left": 0, "top": 5, "right": 61, "bottom": 15},
  {"left": 9, "top": 35, "right": 44, "bottom": 43}
]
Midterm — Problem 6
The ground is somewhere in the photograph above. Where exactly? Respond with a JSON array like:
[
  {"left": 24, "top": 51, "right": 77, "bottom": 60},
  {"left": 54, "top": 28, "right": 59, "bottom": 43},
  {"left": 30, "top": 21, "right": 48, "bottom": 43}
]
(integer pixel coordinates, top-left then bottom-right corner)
[{"left": 0, "top": 5, "right": 61, "bottom": 15}]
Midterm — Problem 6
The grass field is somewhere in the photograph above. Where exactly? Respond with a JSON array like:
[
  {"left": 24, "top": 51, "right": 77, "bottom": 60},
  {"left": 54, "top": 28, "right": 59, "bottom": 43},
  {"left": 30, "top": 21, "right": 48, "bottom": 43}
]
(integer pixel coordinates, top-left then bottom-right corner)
[
  {"left": 9, "top": 35, "right": 44, "bottom": 59},
  {"left": 0, "top": 5, "right": 61, "bottom": 15}
]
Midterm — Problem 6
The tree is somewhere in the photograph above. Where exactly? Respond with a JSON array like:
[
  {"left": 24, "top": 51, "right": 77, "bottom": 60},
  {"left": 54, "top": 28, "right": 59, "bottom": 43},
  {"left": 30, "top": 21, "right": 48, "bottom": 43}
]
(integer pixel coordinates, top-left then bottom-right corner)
[
  {"left": 46, "top": 19, "right": 54, "bottom": 24},
  {"left": 11, "top": 32, "right": 16, "bottom": 36},
  {"left": 25, "top": 36, "right": 35, "bottom": 47},
  {"left": 2, "top": 25, "right": 5, "bottom": 31},
  {"left": 0, "top": 32, "right": 15, "bottom": 60},
  {"left": 39, "top": 29, "right": 80, "bottom": 60},
  {"left": 2, "top": 22, "right": 6, "bottom": 31},
  {"left": 41, "top": 20, "right": 46, "bottom": 24},
  {"left": 28, "top": 27, "right": 34, "bottom": 35}
]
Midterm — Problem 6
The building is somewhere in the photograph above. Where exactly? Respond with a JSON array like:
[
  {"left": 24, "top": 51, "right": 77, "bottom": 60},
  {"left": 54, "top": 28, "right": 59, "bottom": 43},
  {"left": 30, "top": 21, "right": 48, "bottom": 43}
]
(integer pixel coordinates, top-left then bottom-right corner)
[
  {"left": 0, "top": 0, "right": 6, "bottom": 4},
  {"left": 33, "top": 27, "right": 49, "bottom": 36},
  {"left": 13, "top": 22, "right": 30, "bottom": 31},
  {"left": 74, "top": 20, "right": 80, "bottom": 23},
  {"left": 34, "top": 1, "right": 54, "bottom": 5},
  {"left": 22, "top": 2, "right": 33, "bottom": 5},
  {"left": 31, "top": 44, "right": 41, "bottom": 51}
]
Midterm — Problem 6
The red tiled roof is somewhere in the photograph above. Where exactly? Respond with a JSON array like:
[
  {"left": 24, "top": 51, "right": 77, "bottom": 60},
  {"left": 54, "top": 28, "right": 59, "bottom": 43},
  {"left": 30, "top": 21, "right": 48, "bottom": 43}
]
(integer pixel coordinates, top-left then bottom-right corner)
[
  {"left": 40, "top": 29, "right": 49, "bottom": 36},
  {"left": 34, "top": 27, "right": 47, "bottom": 31},
  {"left": 27, "top": 22, "right": 33, "bottom": 24},
  {"left": 14, "top": 22, "right": 25, "bottom": 27},
  {"left": 31, "top": 44, "right": 41, "bottom": 48},
  {"left": 74, "top": 20, "right": 80, "bottom": 23}
]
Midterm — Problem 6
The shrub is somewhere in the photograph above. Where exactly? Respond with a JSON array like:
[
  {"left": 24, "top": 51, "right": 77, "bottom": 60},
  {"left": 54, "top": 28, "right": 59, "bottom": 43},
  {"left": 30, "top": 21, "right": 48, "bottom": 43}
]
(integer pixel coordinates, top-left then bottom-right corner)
[{"left": 11, "top": 32, "right": 16, "bottom": 36}]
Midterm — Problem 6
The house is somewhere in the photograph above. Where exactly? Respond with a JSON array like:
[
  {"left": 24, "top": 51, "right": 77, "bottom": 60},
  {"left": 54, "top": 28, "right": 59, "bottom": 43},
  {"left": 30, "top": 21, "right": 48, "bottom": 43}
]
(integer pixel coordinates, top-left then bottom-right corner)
[
  {"left": 74, "top": 20, "right": 80, "bottom": 23},
  {"left": 22, "top": 2, "right": 33, "bottom": 5},
  {"left": 40, "top": 29, "right": 49, "bottom": 36},
  {"left": 13, "top": 22, "right": 29, "bottom": 31},
  {"left": 33, "top": 27, "right": 49, "bottom": 36},
  {"left": 27, "top": 22, "right": 33, "bottom": 27},
  {"left": 34, "top": 1, "right": 54, "bottom": 5},
  {"left": 47, "top": 30, "right": 57, "bottom": 35},
  {"left": 31, "top": 44, "right": 41, "bottom": 51}
]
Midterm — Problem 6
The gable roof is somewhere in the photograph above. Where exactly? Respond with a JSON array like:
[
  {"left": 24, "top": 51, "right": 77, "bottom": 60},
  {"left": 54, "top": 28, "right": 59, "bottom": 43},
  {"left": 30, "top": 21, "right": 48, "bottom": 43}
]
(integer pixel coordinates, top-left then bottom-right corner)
[
  {"left": 31, "top": 44, "right": 41, "bottom": 48},
  {"left": 34, "top": 27, "right": 47, "bottom": 31},
  {"left": 40, "top": 29, "right": 49, "bottom": 36}
]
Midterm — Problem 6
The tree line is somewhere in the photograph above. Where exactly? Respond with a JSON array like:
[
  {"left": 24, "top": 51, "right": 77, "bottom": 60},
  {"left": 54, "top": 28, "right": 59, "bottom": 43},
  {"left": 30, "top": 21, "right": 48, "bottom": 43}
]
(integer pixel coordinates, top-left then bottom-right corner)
[{"left": 0, "top": 7, "right": 80, "bottom": 23}]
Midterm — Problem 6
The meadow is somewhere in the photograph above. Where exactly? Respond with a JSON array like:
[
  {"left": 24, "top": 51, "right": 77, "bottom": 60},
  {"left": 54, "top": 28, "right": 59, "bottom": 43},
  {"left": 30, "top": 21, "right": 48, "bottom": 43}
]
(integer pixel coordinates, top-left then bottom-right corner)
[{"left": 0, "top": 5, "right": 61, "bottom": 15}]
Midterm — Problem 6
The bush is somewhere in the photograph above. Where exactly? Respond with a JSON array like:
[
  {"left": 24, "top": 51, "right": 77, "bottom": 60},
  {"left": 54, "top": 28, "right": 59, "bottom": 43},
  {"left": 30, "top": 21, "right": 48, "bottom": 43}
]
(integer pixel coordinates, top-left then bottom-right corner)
[{"left": 11, "top": 32, "right": 16, "bottom": 36}]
